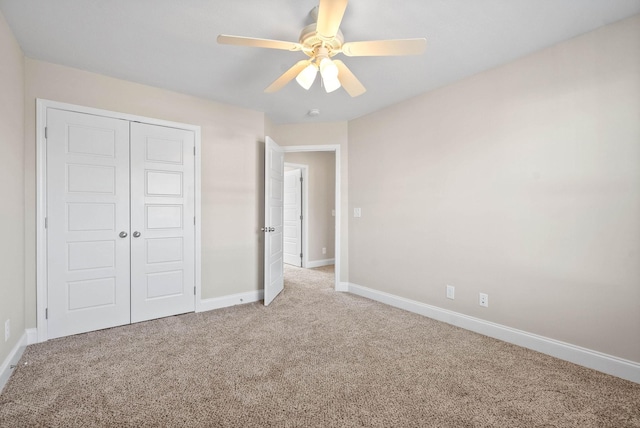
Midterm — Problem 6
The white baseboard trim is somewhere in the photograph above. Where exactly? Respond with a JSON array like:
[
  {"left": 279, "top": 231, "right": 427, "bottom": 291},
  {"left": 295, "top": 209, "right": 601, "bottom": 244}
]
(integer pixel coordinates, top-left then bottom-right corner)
[
  {"left": 337, "top": 282, "right": 349, "bottom": 292},
  {"left": 0, "top": 331, "right": 28, "bottom": 393},
  {"left": 26, "top": 328, "right": 38, "bottom": 345},
  {"left": 348, "top": 283, "right": 640, "bottom": 384},
  {"left": 307, "top": 258, "right": 335, "bottom": 268},
  {"left": 197, "top": 290, "right": 264, "bottom": 313}
]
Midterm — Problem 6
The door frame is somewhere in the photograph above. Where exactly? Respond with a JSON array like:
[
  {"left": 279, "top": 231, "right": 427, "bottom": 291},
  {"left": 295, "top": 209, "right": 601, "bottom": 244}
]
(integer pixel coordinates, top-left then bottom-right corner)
[
  {"left": 35, "top": 99, "right": 202, "bottom": 342},
  {"left": 283, "top": 163, "right": 308, "bottom": 268},
  {"left": 281, "top": 145, "right": 342, "bottom": 291}
]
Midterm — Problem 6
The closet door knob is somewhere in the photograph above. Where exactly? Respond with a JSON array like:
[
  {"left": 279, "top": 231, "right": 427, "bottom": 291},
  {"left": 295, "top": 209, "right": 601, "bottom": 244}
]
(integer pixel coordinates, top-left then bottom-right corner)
[
  {"left": 133, "top": 231, "right": 141, "bottom": 238},
  {"left": 119, "top": 231, "right": 128, "bottom": 238}
]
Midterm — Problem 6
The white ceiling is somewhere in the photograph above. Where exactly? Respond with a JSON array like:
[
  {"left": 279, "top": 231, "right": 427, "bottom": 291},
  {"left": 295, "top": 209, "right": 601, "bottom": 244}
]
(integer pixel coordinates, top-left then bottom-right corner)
[{"left": 1, "top": 0, "right": 639, "bottom": 124}]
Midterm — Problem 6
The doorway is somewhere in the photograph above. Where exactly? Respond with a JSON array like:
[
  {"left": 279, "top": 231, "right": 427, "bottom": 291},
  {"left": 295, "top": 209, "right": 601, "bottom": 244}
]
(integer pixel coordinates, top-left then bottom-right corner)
[
  {"left": 283, "top": 145, "right": 341, "bottom": 291},
  {"left": 262, "top": 140, "right": 343, "bottom": 305},
  {"left": 284, "top": 151, "right": 336, "bottom": 271}
]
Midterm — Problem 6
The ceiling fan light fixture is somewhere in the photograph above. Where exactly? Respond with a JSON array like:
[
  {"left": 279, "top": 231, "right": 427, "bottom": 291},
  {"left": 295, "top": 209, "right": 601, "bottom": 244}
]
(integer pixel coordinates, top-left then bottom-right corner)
[
  {"left": 219, "top": 0, "right": 427, "bottom": 97},
  {"left": 295, "top": 63, "right": 318, "bottom": 90}
]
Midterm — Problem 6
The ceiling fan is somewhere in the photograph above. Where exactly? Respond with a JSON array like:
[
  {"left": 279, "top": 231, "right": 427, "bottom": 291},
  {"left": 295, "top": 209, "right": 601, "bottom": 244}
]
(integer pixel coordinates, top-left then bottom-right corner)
[{"left": 217, "top": 0, "right": 427, "bottom": 97}]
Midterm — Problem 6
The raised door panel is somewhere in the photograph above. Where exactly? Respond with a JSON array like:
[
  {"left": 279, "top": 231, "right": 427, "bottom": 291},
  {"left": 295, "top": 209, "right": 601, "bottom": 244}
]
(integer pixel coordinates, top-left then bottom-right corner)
[
  {"left": 283, "top": 169, "right": 302, "bottom": 266},
  {"left": 130, "top": 122, "right": 195, "bottom": 323},
  {"left": 264, "top": 137, "right": 284, "bottom": 305},
  {"left": 46, "top": 108, "right": 131, "bottom": 339}
]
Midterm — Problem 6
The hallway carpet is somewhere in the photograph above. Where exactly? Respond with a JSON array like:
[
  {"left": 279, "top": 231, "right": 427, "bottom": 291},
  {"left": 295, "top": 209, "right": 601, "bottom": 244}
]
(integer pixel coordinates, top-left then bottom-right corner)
[{"left": 1, "top": 265, "right": 639, "bottom": 427}]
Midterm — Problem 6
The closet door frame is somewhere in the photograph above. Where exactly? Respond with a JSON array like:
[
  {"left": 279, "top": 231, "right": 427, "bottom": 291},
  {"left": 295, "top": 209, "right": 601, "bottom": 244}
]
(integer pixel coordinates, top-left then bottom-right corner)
[{"left": 36, "top": 99, "right": 202, "bottom": 343}]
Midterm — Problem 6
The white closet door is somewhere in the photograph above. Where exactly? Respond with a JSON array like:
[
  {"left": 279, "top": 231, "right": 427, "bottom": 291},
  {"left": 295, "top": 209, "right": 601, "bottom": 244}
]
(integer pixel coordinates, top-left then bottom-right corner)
[
  {"left": 47, "top": 109, "right": 131, "bottom": 339},
  {"left": 130, "top": 122, "right": 195, "bottom": 322}
]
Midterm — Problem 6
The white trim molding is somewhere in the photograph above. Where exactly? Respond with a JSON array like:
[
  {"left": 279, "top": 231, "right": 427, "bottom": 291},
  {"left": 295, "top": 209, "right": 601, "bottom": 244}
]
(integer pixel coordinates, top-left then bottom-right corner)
[
  {"left": 307, "top": 258, "right": 335, "bottom": 268},
  {"left": 337, "top": 282, "right": 349, "bottom": 292},
  {"left": 197, "top": 290, "right": 264, "bottom": 313},
  {"left": 26, "top": 328, "right": 38, "bottom": 345},
  {"left": 0, "top": 332, "right": 28, "bottom": 393},
  {"left": 348, "top": 283, "right": 640, "bottom": 384}
]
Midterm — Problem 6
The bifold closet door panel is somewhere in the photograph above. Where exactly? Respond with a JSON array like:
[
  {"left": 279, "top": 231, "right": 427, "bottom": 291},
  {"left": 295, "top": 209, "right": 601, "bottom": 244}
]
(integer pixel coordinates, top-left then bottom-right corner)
[
  {"left": 130, "top": 122, "right": 196, "bottom": 323},
  {"left": 46, "top": 109, "right": 131, "bottom": 339}
]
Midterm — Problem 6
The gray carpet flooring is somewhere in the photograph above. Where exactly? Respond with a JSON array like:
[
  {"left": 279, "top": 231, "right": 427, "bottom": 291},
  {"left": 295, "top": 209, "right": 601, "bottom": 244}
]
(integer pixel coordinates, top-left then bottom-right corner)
[{"left": 1, "top": 265, "right": 639, "bottom": 427}]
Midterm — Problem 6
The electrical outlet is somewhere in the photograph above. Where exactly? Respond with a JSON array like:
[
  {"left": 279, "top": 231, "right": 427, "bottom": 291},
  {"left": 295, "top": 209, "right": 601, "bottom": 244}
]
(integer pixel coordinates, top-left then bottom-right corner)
[
  {"left": 4, "top": 319, "right": 10, "bottom": 342},
  {"left": 322, "top": 247, "right": 327, "bottom": 255},
  {"left": 354, "top": 208, "right": 362, "bottom": 218},
  {"left": 446, "top": 285, "right": 455, "bottom": 300},
  {"left": 479, "top": 293, "right": 489, "bottom": 307}
]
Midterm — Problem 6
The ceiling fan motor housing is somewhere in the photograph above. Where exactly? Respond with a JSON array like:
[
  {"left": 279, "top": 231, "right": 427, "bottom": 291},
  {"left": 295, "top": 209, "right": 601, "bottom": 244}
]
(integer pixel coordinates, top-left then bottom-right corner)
[{"left": 299, "top": 23, "right": 344, "bottom": 57}]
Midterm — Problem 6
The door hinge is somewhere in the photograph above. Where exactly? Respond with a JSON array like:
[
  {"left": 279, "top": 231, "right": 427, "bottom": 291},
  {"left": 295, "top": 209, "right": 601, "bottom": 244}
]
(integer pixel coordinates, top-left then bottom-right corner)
[
  {"left": 300, "top": 176, "right": 303, "bottom": 182},
  {"left": 194, "top": 286, "right": 196, "bottom": 296},
  {"left": 193, "top": 146, "right": 196, "bottom": 156},
  {"left": 300, "top": 215, "right": 303, "bottom": 220},
  {"left": 45, "top": 217, "right": 48, "bottom": 229},
  {"left": 300, "top": 253, "right": 303, "bottom": 258},
  {"left": 194, "top": 216, "right": 196, "bottom": 226},
  {"left": 44, "top": 127, "right": 48, "bottom": 139},
  {"left": 45, "top": 308, "right": 48, "bottom": 319}
]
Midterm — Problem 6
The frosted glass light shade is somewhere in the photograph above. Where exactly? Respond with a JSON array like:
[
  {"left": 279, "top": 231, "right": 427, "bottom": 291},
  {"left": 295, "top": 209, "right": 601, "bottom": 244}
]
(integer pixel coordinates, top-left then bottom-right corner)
[
  {"left": 295, "top": 63, "right": 318, "bottom": 90},
  {"left": 319, "top": 58, "right": 341, "bottom": 93},
  {"left": 323, "top": 75, "right": 341, "bottom": 93},
  {"left": 319, "top": 58, "right": 338, "bottom": 79}
]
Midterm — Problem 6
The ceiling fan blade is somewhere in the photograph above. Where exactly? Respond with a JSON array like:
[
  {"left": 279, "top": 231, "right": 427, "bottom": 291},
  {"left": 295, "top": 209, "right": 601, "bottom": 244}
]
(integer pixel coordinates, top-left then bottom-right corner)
[
  {"left": 333, "top": 60, "right": 366, "bottom": 97},
  {"left": 265, "top": 60, "right": 312, "bottom": 93},
  {"left": 316, "top": 0, "right": 349, "bottom": 40},
  {"left": 341, "top": 38, "right": 427, "bottom": 57},
  {"left": 217, "top": 35, "right": 302, "bottom": 51}
]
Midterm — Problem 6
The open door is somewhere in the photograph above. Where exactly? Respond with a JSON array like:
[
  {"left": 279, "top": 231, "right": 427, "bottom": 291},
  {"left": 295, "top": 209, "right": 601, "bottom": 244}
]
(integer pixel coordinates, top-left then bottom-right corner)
[
  {"left": 263, "top": 137, "right": 284, "bottom": 305},
  {"left": 283, "top": 168, "right": 303, "bottom": 267}
]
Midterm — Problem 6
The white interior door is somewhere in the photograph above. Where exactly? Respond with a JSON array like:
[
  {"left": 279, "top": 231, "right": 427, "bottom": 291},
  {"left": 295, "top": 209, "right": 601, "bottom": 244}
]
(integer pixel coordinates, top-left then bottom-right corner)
[
  {"left": 264, "top": 137, "right": 284, "bottom": 305},
  {"left": 46, "top": 108, "right": 131, "bottom": 339},
  {"left": 283, "top": 169, "right": 302, "bottom": 267},
  {"left": 130, "top": 122, "right": 196, "bottom": 322}
]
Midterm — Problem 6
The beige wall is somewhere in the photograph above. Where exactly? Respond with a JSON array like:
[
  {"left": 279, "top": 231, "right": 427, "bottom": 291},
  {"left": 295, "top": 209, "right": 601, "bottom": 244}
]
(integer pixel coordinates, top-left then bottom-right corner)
[
  {"left": 348, "top": 16, "right": 640, "bottom": 362},
  {"left": 269, "top": 122, "right": 348, "bottom": 282},
  {"left": 23, "top": 59, "right": 266, "bottom": 328},
  {"left": 0, "top": 11, "right": 25, "bottom": 364},
  {"left": 285, "top": 152, "right": 336, "bottom": 262}
]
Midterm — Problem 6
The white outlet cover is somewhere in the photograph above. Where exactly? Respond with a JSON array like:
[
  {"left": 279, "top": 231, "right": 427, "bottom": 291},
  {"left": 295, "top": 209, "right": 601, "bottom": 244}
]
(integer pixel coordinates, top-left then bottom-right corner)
[
  {"left": 446, "top": 285, "right": 455, "bottom": 299},
  {"left": 479, "top": 293, "right": 489, "bottom": 307}
]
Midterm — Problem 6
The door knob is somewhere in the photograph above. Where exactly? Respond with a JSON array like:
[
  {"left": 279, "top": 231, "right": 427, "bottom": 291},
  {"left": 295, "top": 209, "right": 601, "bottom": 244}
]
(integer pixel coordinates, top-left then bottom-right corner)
[
  {"left": 133, "top": 231, "right": 141, "bottom": 238},
  {"left": 119, "top": 231, "right": 128, "bottom": 238}
]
